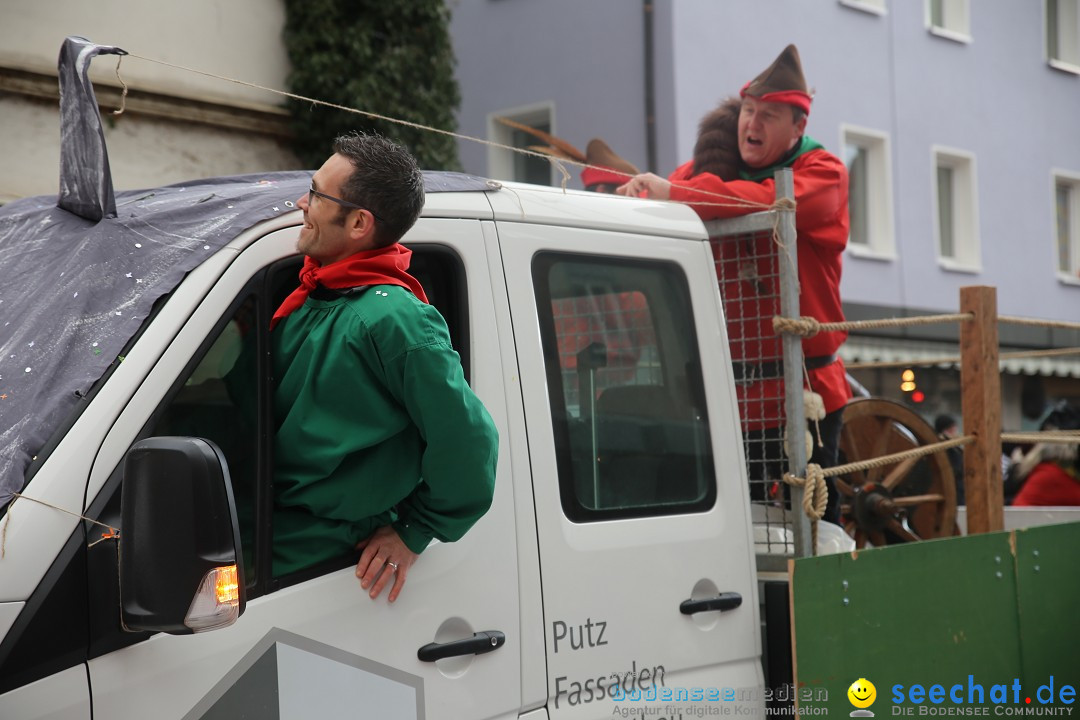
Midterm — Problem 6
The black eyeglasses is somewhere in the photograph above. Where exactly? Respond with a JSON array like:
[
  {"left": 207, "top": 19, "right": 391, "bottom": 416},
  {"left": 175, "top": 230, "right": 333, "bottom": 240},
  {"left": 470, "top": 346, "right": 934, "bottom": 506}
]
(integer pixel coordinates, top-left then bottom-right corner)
[{"left": 307, "top": 183, "right": 384, "bottom": 222}]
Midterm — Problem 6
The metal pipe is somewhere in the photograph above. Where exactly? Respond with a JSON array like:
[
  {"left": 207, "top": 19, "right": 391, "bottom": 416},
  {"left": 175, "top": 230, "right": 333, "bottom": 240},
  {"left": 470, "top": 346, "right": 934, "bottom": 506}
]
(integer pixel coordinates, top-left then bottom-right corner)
[{"left": 643, "top": 0, "right": 658, "bottom": 173}]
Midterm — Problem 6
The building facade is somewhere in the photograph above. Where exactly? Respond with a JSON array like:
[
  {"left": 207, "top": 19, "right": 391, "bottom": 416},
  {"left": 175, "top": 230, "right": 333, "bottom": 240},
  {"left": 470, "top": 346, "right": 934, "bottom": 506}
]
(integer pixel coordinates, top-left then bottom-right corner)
[
  {"left": 2, "top": 1, "right": 1077, "bottom": 430},
  {"left": 448, "top": 0, "right": 1080, "bottom": 429}
]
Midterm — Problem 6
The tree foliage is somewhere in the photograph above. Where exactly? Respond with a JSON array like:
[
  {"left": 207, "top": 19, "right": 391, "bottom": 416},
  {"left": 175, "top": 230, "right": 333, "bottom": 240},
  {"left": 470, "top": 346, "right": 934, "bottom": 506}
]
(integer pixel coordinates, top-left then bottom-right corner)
[{"left": 283, "top": 0, "right": 462, "bottom": 170}]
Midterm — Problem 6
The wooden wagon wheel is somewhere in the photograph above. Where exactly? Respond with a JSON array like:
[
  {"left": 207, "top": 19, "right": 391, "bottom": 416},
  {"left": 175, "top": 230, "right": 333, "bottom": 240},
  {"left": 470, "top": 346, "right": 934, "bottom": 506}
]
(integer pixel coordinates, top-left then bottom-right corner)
[{"left": 834, "top": 397, "right": 957, "bottom": 548}]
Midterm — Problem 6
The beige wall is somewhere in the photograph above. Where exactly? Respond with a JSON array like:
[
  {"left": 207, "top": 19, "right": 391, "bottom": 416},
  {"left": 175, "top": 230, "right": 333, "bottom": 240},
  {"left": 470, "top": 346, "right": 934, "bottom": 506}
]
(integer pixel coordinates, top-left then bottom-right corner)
[
  {"left": 0, "top": 96, "right": 300, "bottom": 203},
  {"left": 0, "top": 0, "right": 302, "bottom": 204},
  {"left": 0, "top": 0, "right": 290, "bottom": 110}
]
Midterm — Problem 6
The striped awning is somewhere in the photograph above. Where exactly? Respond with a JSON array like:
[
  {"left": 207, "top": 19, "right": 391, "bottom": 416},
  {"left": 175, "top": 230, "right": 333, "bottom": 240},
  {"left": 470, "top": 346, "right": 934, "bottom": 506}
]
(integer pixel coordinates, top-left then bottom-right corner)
[{"left": 838, "top": 336, "right": 1080, "bottom": 378}]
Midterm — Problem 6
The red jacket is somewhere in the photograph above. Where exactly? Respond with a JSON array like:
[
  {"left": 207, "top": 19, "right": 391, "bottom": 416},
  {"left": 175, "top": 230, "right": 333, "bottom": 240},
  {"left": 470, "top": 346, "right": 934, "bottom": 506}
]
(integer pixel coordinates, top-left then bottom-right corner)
[
  {"left": 667, "top": 145, "right": 851, "bottom": 427},
  {"left": 1013, "top": 462, "right": 1080, "bottom": 506}
]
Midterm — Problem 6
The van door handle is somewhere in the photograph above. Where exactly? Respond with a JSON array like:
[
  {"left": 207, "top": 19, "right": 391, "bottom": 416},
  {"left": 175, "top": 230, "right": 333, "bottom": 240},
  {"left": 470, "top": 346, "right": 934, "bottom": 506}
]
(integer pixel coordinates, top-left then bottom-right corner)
[
  {"left": 417, "top": 630, "right": 506, "bottom": 662},
  {"left": 680, "top": 592, "right": 742, "bottom": 615}
]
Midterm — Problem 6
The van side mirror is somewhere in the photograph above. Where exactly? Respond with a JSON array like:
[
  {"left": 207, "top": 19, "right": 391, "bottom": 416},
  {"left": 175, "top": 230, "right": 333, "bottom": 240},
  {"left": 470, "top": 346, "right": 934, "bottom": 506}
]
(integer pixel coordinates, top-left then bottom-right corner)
[{"left": 119, "top": 437, "right": 246, "bottom": 634}]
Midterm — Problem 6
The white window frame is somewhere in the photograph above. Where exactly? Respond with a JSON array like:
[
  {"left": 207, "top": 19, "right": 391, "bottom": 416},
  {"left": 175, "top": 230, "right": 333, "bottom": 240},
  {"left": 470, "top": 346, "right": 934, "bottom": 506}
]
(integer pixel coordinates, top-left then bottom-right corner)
[
  {"left": 841, "top": 124, "right": 895, "bottom": 260},
  {"left": 926, "top": 0, "right": 972, "bottom": 43},
  {"left": 487, "top": 101, "right": 557, "bottom": 186},
  {"left": 839, "top": 0, "right": 887, "bottom": 16},
  {"left": 932, "top": 146, "right": 981, "bottom": 272},
  {"left": 1046, "top": 0, "right": 1080, "bottom": 73},
  {"left": 1052, "top": 169, "right": 1080, "bottom": 285}
]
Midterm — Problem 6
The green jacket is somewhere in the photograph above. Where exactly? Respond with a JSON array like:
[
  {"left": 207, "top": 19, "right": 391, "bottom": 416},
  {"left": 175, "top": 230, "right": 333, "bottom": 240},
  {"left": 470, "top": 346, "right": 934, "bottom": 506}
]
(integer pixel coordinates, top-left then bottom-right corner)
[{"left": 271, "top": 285, "right": 498, "bottom": 576}]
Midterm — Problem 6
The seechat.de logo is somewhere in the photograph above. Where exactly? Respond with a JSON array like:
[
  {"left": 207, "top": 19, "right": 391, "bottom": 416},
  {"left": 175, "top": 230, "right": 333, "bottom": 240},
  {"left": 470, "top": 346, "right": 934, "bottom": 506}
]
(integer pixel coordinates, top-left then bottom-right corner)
[{"left": 850, "top": 678, "right": 879, "bottom": 717}]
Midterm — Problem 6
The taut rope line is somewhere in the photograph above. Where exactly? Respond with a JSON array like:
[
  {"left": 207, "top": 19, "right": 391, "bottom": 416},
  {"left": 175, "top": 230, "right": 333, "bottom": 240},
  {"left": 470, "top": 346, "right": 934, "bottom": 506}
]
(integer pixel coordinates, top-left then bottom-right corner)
[
  {"left": 1001, "top": 431, "right": 1080, "bottom": 445},
  {"left": 1000, "top": 316, "right": 1080, "bottom": 332},
  {"left": 776, "top": 313, "right": 1080, "bottom": 340},
  {"left": 773, "top": 313, "right": 974, "bottom": 338},
  {"left": 123, "top": 53, "right": 775, "bottom": 214},
  {"left": 778, "top": 434, "right": 972, "bottom": 555},
  {"left": 1, "top": 492, "right": 118, "bottom": 559},
  {"left": 782, "top": 431, "right": 1076, "bottom": 537},
  {"left": 794, "top": 436, "right": 973, "bottom": 486}
]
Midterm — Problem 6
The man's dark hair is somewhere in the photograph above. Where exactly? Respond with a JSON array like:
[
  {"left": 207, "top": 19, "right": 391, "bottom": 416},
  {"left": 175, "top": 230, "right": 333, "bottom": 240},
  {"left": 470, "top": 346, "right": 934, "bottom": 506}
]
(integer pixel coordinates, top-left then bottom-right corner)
[
  {"left": 333, "top": 132, "right": 425, "bottom": 247},
  {"left": 1041, "top": 400, "right": 1080, "bottom": 432},
  {"left": 934, "top": 414, "right": 957, "bottom": 435},
  {"left": 791, "top": 107, "right": 806, "bottom": 125}
]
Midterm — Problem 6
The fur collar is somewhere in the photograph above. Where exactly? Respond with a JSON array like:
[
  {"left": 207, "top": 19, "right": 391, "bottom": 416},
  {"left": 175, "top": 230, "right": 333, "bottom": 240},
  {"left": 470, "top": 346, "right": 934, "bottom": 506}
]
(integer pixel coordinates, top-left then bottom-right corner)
[{"left": 692, "top": 97, "right": 742, "bottom": 180}]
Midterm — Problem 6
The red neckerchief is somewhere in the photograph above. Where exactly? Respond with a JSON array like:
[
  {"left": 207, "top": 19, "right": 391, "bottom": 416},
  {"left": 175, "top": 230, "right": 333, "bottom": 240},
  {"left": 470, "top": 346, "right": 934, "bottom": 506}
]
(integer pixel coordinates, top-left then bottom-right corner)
[{"left": 271, "top": 243, "right": 428, "bottom": 330}]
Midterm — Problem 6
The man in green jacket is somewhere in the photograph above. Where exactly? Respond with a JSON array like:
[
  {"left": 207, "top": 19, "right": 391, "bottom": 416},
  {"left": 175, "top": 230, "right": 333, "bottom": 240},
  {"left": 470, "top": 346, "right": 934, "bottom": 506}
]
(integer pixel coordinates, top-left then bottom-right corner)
[{"left": 271, "top": 132, "right": 498, "bottom": 602}]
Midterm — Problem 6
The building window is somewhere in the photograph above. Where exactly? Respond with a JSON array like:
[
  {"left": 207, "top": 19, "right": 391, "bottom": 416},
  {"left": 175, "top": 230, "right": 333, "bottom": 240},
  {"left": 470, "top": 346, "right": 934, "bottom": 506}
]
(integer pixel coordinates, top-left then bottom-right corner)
[
  {"left": 839, "top": 0, "right": 886, "bottom": 15},
  {"left": 842, "top": 125, "right": 894, "bottom": 258},
  {"left": 927, "top": 0, "right": 971, "bottom": 41},
  {"left": 932, "top": 147, "right": 980, "bottom": 270},
  {"left": 1054, "top": 172, "right": 1080, "bottom": 281},
  {"left": 1047, "top": 0, "right": 1080, "bottom": 71},
  {"left": 488, "top": 103, "right": 556, "bottom": 185}
]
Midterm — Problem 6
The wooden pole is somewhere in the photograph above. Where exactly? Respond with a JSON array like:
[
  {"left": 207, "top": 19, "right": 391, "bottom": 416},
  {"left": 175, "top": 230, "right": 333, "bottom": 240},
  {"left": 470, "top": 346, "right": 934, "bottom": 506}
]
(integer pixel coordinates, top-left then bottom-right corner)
[{"left": 959, "top": 286, "right": 1004, "bottom": 534}]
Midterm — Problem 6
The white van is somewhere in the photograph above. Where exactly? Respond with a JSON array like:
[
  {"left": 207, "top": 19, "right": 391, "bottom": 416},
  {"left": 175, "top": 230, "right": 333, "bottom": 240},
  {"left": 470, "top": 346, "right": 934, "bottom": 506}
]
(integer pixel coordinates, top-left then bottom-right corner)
[{"left": 0, "top": 168, "right": 772, "bottom": 719}]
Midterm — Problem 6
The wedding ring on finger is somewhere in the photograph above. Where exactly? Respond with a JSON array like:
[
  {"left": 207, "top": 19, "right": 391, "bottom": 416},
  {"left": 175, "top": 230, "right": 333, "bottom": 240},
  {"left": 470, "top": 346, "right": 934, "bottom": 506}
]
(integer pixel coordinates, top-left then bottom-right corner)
[{"left": 387, "top": 561, "right": 399, "bottom": 571}]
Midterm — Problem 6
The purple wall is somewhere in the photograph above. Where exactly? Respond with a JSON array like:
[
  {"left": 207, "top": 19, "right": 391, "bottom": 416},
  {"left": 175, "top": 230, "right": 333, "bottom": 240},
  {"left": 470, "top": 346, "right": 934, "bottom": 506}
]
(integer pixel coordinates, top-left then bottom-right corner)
[{"left": 449, "top": 0, "right": 1080, "bottom": 321}]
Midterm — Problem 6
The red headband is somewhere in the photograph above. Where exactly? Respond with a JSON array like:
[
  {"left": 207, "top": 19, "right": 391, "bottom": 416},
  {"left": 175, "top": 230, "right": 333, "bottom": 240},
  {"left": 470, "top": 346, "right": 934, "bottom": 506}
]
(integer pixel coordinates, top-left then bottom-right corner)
[
  {"left": 739, "top": 83, "right": 812, "bottom": 114},
  {"left": 581, "top": 165, "right": 632, "bottom": 190}
]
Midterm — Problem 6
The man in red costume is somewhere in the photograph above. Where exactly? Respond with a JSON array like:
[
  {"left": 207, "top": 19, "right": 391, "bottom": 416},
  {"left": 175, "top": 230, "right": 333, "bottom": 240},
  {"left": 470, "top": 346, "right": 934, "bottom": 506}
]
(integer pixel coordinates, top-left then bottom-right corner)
[
  {"left": 617, "top": 44, "right": 851, "bottom": 521},
  {"left": 1011, "top": 402, "right": 1080, "bottom": 507}
]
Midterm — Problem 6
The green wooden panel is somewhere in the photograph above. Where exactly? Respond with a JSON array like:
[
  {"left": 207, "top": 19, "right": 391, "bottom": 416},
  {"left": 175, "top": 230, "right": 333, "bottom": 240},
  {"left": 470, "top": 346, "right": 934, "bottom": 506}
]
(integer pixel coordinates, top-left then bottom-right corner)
[
  {"left": 792, "top": 523, "right": 1080, "bottom": 716},
  {"left": 1014, "top": 522, "right": 1080, "bottom": 691},
  {"left": 793, "top": 532, "right": 1023, "bottom": 716}
]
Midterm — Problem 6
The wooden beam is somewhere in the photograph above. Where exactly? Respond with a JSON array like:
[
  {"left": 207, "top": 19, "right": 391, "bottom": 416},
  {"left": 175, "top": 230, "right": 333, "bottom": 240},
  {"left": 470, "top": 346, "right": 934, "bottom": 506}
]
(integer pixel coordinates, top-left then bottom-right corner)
[{"left": 959, "top": 286, "right": 1004, "bottom": 533}]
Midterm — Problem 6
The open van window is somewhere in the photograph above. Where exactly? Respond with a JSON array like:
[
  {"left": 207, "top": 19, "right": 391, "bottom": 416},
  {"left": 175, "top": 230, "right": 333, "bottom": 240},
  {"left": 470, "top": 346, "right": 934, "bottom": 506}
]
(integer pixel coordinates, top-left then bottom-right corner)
[
  {"left": 128, "top": 245, "right": 473, "bottom": 592},
  {"left": 533, "top": 253, "right": 717, "bottom": 521},
  {"left": 9, "top": 244, "right": 476, "bottom": 670}
]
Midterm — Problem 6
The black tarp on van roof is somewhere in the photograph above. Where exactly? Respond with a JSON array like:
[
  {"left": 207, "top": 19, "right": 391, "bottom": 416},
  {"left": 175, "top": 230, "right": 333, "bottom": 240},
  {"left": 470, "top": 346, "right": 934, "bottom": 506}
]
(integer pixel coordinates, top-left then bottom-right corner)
[{"left": 0, "top": 172, "right": 310, "bottom": 505}]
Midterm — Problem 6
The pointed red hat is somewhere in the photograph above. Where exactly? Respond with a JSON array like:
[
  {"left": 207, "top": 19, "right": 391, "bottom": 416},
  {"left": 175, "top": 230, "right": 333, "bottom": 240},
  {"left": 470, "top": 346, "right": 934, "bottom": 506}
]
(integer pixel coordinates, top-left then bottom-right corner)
[{"left": 740, "top": 44, "right": 812, "bottom": 114}]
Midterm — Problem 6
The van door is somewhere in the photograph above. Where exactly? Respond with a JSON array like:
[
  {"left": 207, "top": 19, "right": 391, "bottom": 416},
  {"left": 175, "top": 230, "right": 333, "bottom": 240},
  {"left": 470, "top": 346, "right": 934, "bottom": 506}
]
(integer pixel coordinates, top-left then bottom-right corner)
[
  {"left": 79, "top": 218, "right": 527, "bottom": 719},
  {"left": 498, "top": 222, "right": 762, "bottom": 717}
]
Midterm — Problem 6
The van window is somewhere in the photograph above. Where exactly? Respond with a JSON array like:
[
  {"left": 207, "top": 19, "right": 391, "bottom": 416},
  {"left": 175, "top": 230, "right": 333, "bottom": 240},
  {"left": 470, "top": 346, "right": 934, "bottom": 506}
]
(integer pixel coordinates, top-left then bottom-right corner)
[
  {"left": 533, "top": 253, "right": 717, "bottom": 521},
  {"left": 147, "top": 245, "right": 470, "bottom": 591},
  {"left": 148, "top": 290, "right": 262, "bottom": 582}
]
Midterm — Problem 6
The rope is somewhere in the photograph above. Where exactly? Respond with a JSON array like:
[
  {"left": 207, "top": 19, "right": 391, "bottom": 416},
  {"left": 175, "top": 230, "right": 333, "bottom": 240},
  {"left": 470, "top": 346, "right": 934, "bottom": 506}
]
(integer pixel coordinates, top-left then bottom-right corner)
[
  {"left": 776, "top": 313, "right": 1080, "bottom": 341},
  {"left": 0, "top": 492, "right": 118, "bottom": 559},
  {"left": 122, "top": 53, "right": 773, "bottom": 213},
  {"left": 782, "top": 464, "right": 828, "bottom": 555},
  {"left": 780, "top": 440, "right": 967, "bottom": 556},
  {"left": 769, "top": 196, "right": 799, "bottom": 292},
  {"left": 814, "top": 436, "right": 972, "bottom": 480},
  {"left": 113, "top": 55, "right": 129, "bottom": 115},
  {"left": 773, "top": 313, "right": 974, "bottom": 338},
  {"left": 1000, "top": 316, "right": 1080, "bottom": 332},
  {"left": 1001, "top": 431, "right": 1080, "bottom": 445},
  {"left": 783, "top": 465, "right": 829, "bottom": 519}
]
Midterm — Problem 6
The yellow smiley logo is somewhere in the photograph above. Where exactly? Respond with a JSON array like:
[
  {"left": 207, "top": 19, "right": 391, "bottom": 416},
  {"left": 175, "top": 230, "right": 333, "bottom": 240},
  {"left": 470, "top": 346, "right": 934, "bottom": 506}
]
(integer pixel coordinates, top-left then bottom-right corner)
[{"left": 848, "top": 678, "right": 877, "bottom": 709}]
